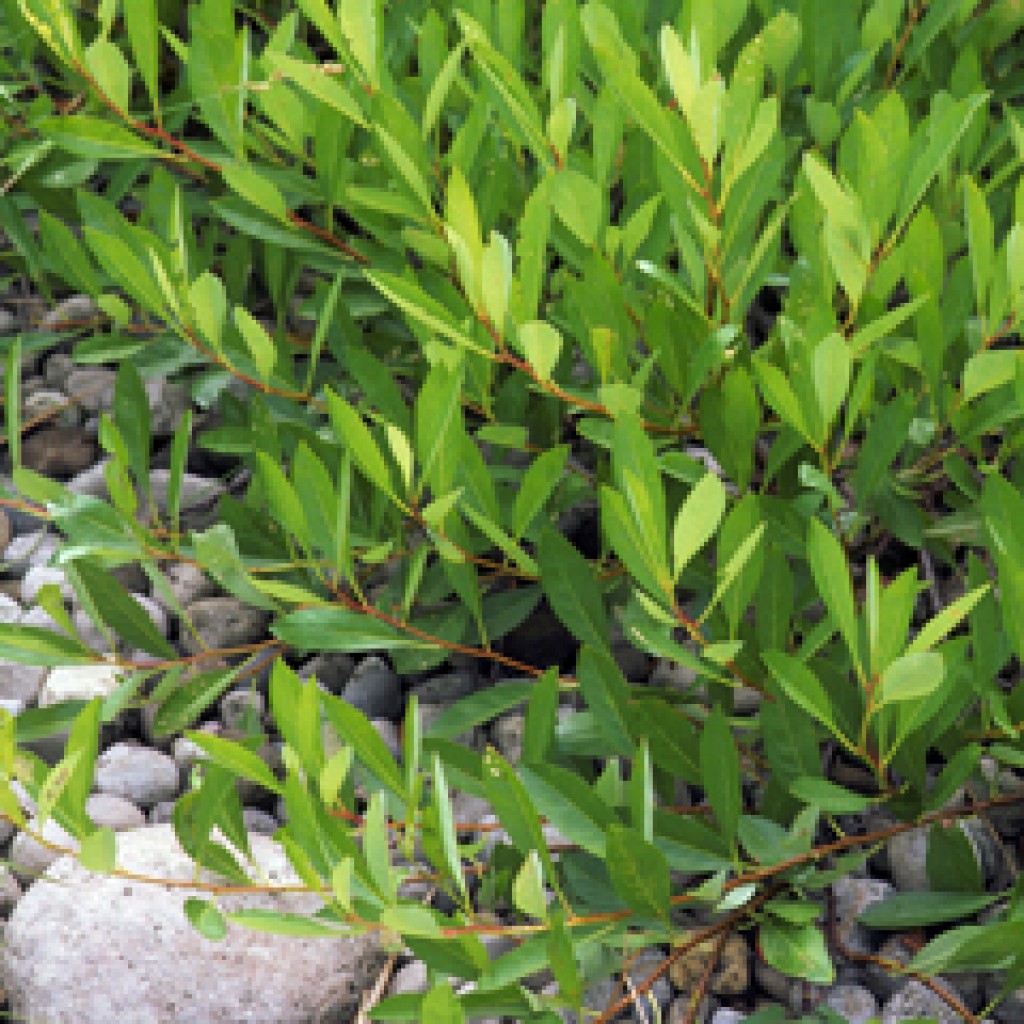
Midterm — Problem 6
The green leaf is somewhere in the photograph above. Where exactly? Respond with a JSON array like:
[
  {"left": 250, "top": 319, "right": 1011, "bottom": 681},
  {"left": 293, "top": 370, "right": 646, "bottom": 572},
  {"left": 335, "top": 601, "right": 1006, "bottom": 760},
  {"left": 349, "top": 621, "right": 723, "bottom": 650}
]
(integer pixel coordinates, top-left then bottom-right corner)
[
  {"left": 78, "top": 826, "right": 116, "bottom": 874},
  {"left": 537, "top": 528, "right": 607, "bottom": 651},
  {"left": 789, "top": 779, "right": 876, "bottom": 813},
  {"left": 759, "top": 920, "right": 834, "bottom": 984},
  {"left": 482, "top": 749, "right": 550, "bottom": 870},
  {"left": 192, "top": 524, "right": 279, "bottom": 612},
  {"left": 701, "top": 522, "right": 766, "bottom": 626},
  {"left": 762, "top": 652, "right": 847, "bottom": 746},
  {"left": 420, "top": 983, "right": 465, "bottom": 1024},
  {"left": 700, "top": 709, "right": 740, "bottom": 847},
  {"left": 40, "top": 116, "right": 160, "bottom": 160},
  {"left": 576, "top": 646, "right": 633, "bottom": 756},
  {"left": 37, "top": 747, "right": 84, "bottom": 827},
  {"left": 518, "top": 321, "right": 562, "bottom": 383},
  {"left": 519, "top": 762, "right": 615, "bottom": 858},
  {"left": 893, "top": 93, "right": 989, "bottom": 241},
  {"left": 551, "top": 169, "right": 602, "bottom": 246},
  {"left": 962, "top": 350, "right": 1020, "bottom": 403},
  {"left": 234, "top": 307, "right": 277, "bottom": 384},
  {"left": 522, "top": 668, "right": 558, "bottom": 768},
  {"left": 858, "top": 890, "right": 1000, "bottom": 929},
  {"left": 184, "top": 898, "right": 227, "bottom": 941},
  {"left": 906, "top": 584, "right": 990, "bottom": 656},
  {"left": 153, "top": 665, "right": 241, "bottom": 736},
  {"left": 672, "top": 472, "right": 726, "bottom": 582},
  {"left": 324, "top": 396, "right": 397, "bottom": 501},
  {"left": 605, "top": 823, "right": 670, "bottom": 923},
  {"left": 513, "top": 849, "right": 548, "bottom": 920},
  {"left": 927, "top": 821, "right": 983, "bottom": 893},
  {"left": 185, "top": 731, "right": 282, "bottom": 796},
  {"left": 123, "top": 0, "right": 159, "bottom": 114},
  {"left": 807, "top": 518, "right": 863, "bottom": 678},
  {"left": 322, "top": 691, "right": 406, "bottom": 798},
  {"left": 365, "top": 271, "right": 488, "bottom": 356},
  {"left": 225, "top": 909, "right": 344, "bottom": 937},
  {"left": 424, "top": 682, "right": 531, "bottom": 741},
  {"left": 273, "top": 607, "right": 434, "bottom": 653},
  {"left": 264, "top": 52, "right": 366, "bottom": 127},
  {"left": 0, "top": 625, "right": 94, "bottom": 666},
  {"left": 67, "top": 560, "right": 175, "bottom": 659},
  {"left": 339, "top": 0, "right": 379, "bottom": 88},
  {"left": 221, "top": 163, "right": 288, "bottom": 223},
  {"left": 432, "top": 753, "right": 466, "bottom": 900},
  {"left": 5, "top": 337, "right": 21, "bottom": 473},
  {"left": 910, "top": 922, "right": 1024, "bottom": 976},
  {"left": 269, "top": 660, "right": 323, "bottom": 781},
  {"left": 874, "top": 651, "right": 944, "bottom": 708},
  {"left": 813, "top": 333, "right": 851, "bottom": 437},
  {"left": 514, "top": 446, "right": 568, "bottom": 539}
]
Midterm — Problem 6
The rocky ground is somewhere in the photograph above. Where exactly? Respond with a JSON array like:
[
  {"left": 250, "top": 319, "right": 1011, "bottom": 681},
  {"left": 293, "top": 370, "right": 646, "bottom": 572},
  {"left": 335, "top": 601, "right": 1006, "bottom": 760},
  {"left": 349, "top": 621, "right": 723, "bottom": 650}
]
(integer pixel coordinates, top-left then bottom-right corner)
[{"left": 0, "top": 295, "right": 1019, "bottom": 1023}]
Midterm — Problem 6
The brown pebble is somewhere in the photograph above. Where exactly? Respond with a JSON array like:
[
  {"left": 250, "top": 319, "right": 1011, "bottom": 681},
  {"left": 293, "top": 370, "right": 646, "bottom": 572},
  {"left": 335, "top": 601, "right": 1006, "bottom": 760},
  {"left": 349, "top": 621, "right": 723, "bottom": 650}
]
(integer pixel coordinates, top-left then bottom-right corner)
[{"left": 20, "top": 426, "right": 97, "bottom": 479}]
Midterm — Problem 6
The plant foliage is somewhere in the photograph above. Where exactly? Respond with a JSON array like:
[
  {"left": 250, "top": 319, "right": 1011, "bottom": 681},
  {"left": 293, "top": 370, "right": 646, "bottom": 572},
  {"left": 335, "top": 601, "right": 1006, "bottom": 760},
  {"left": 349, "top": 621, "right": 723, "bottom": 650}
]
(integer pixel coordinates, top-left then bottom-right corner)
[{"left": 2, "top": 0, "right": 1024, "bottom": 1019}]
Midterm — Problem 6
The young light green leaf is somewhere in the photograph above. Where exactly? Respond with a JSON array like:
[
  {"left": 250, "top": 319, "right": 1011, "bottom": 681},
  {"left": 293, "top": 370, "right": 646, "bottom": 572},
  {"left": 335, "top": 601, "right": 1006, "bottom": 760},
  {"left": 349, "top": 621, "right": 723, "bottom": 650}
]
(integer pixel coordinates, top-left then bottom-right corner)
[
  {"left": 673, "top": 472, "right": 726, "bottom": 582},
  {"left": 518, "top": 321, "right": 562, "bottom": 383},
  {"left": 234, "top": 307, "right": 276, "bottom": 384},
  {"left": 512, "top": 849, "right": 548, "bottom": 921},
  {"left": 874, "top": 651, "right": 945, "bottom": 708},
  {"left": 339, "top": 0, "right": 379, "bottom": 88},
  {"left": 905, "top": 584, "right": 991, "bottom": 656},
  {"left": 700, "top": 523, "right": 765, "bottom": 625}
]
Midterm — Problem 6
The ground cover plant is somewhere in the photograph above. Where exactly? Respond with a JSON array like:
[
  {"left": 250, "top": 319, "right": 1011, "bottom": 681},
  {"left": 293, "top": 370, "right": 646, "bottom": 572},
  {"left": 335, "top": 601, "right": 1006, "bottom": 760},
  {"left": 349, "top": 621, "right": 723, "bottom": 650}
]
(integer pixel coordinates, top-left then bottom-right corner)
[{"left": 2, "top": 0, "right": 1024, "bottom": 1020}]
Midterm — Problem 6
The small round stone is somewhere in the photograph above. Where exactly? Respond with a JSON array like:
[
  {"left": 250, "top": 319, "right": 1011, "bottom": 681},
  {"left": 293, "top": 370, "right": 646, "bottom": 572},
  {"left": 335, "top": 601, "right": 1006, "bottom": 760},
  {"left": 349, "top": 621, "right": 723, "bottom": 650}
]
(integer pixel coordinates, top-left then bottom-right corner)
[{"left": 94, "top": 743, "right": 179, "bottom": 807}]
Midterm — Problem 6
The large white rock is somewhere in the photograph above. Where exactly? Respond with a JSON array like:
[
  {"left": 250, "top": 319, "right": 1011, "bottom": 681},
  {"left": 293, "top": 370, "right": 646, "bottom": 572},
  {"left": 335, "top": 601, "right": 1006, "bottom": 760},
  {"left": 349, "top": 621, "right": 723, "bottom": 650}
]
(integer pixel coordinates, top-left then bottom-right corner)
[
  {"left": 39, "top": 661, "right": 123, "bottom": 706},
  {"left": 3, "top": 825, "right": 386, "bottom": 1024}
]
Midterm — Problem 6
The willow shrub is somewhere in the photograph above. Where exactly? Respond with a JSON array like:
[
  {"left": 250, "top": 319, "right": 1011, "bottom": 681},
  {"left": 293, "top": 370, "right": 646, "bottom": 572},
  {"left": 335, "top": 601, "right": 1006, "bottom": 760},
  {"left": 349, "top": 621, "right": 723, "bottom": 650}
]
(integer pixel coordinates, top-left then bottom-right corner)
[{"left": 2, "top": 0, "right": 1024, "bottom": 1019}]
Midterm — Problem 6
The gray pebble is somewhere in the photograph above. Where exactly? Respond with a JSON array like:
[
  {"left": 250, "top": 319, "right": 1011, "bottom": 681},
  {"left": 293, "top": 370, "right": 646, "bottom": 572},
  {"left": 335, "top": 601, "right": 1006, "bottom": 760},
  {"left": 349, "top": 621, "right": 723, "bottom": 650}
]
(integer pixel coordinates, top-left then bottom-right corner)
[
  {"left": 881, "top": 979, "right": 963, "bottom": 1024},
  {"left": 342, "top": 656, "right": 402, "bottom": 719},
  {"left": 221, "top": 688, "right": 265, "bottom": 733},
  {"left": 825, "top": 983, "right": 879, "bottom": 1024},
  {"left": 94, "top": 743, "right": 179, "bottom": 807}
]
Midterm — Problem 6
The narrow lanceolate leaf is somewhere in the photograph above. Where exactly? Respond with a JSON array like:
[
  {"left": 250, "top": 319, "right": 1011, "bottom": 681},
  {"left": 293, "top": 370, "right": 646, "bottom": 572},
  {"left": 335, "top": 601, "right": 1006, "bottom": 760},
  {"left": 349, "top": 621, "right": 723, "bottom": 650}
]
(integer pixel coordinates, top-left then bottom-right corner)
[
  {"left": 185, "top": 731, "right": 283, "bottom": 795},
  {"left": 39, "top": 116, "right": 161, "bottom": 160},
  {"left": 762, "top": 652, "right": 847, "bottom": 748},
  {"left": 700, "top": 709, "right": 740, "bottom": 848},
  {"left": 433, "top": 753, "right": 467, "bottom": 900},
  {"left": 806, "top": 519, "right": 863, "bottom": 678},
  {"left": 537, "top": 528, "right": 607, "bottom": 650},
  {"left": 605, "top": 823, "right": 670, "bottom": 923},
  {"left": 0, "top": 625, "right": 94, "bottom": 666},
  {"left": 67, "top": 560, "right": 175, "bottom": 659},
  {"left": 514, "top": 446, "right": 568, "bottom": 539},
  {"left": 482, "top": 749, "right": 553, "bottom": 878},
  {"left": 322, "top": 692, "right": 406, "bottom": 799},
  {"left": 365, "top": 271, "right": 489, "bottom": 356},
  {"left": 673, "top": 473, "right": 726, "bottom": 582},
  {"left": 6, "top": 338, "right": 21, "bottom": 473},
  {"left": 37, "top": 748, "right": 84, "bottom": 826},
  {"left": 858, "top": 890, "right": 1001, "bottom": 929},
  {"left": 893, "top": 93, "right": 989, "bottom": 241},
  {"left": 325, "top": 390, "right": 398, "bottom": 501},
  {"left": 576, "top": 646, "right": 633, "bottom": 756},
  {"left": 905, "top": 585, "right": 991, "bottom": 656}
]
